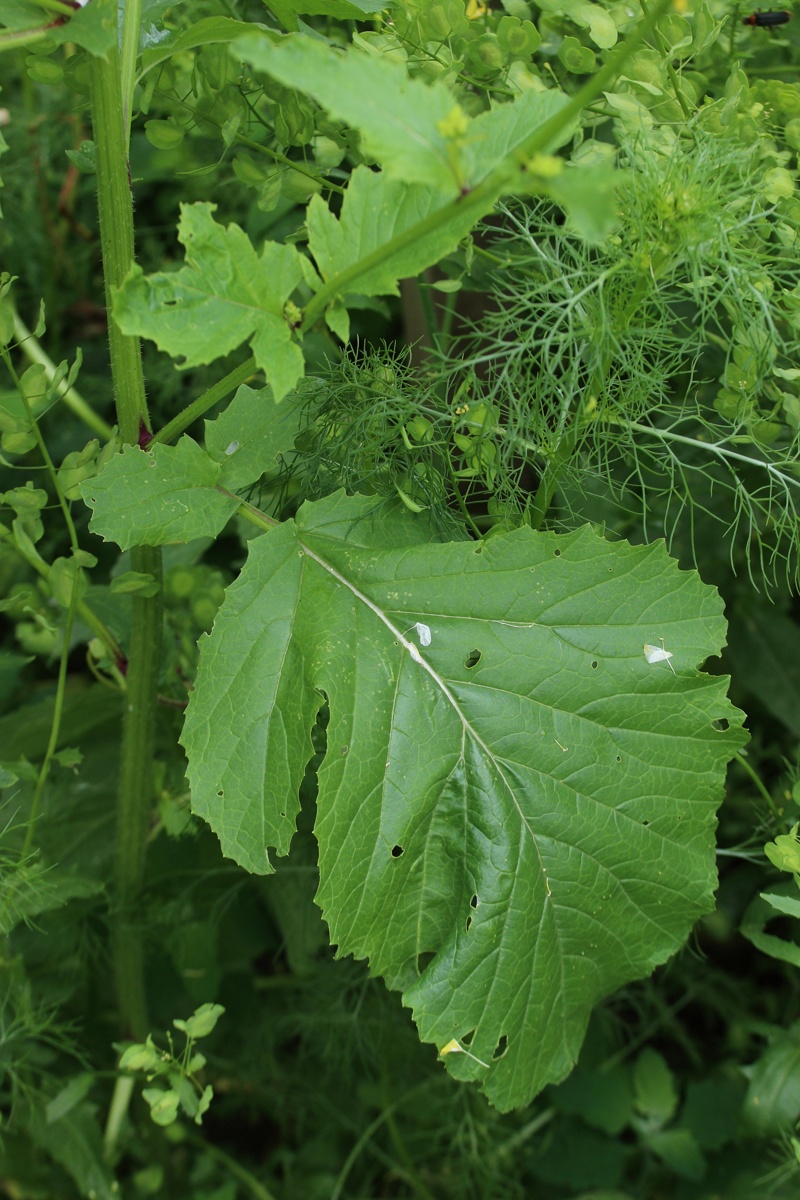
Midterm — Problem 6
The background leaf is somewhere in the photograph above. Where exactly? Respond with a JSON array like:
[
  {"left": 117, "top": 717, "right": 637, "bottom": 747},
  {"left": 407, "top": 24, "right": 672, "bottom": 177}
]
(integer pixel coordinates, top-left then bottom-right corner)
[{"left": 182, "top": 492, "right": 745, "bottom": 1110}]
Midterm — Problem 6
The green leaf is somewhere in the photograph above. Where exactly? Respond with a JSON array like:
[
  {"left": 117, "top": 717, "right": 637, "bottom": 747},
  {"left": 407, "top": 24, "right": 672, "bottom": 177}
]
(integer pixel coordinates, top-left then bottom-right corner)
[
  {"left": 143, "top": 1087, "right": 181, "bottom": 1126},
  {"left": 764, "top": 823, "right": 800, "bottom": 874},
  {"left": 1, "top": 0, "right": 114, "bottom": 56},
  {"left": 741, "top": 885, "right": 800, "bottom": 968},
  {"left": 113, "top": 203, "right": 305, "bottom": 401},
  {"left": 645, "top": 1128, "right": 705, "bottom": 1181},
  {"left": 233, "top": 32, "right": 466, "bottom": 193},
  {"left": 552, "top": 1063, "right": 634, "bottom": 1135},
  {"left": 761, "top": 890, "right": 800, "bottom": 919},
  {"left": 558, "top": 36, "right": 597, "bottom": 75},
  {"left": 139, "top": 16, "right": 271, "bottom": 82},
  {"left": 727, "top": 601, "right": 800, "bottom": 737},
  {"left": 264, "top": 0, "right": 384, "bottom": 31},
  {"left": 0, "top": 684, "right": 122, "bottom": 762},
  {"left": 204, "top": 383, "right": 302, "bottom": 490},
  {"left": 306, "top": 167, "right": 488, "bottom": 298},
  {"left": 173, "top": 1002, "right": 225, "bottom": 1039},
  {"left": 25, "top": 1102, "right": 116, "bottom": 1200},
  {"left": 82, "top": 440, "right": 242, "bottom": 550},
  {"left": 45, "top": 1075, "right": 95, "bottom": 1125},
  {"left": 182, "top": 492, "right": 745, "bottom": 1110},
  {"left": 681, "top": 1076, "right": 745, "bottom": 1150},
  {"left": 537, "top": 0, "right": 618, "bottom": 49},
  {"left": 742, "top": 1023, "right": 800, "bottom": 1134},
  {"left": 550, "top": 165, "right": 623, "bottom": 243},
  {"left": 634, "top": 1048, "right": 678, "bottom": 1122},
  {"left": 0, "top": 864, "right": 103, "bottom": 936},
  {"left": 120, "top": 1036, "right": 163, "bottom": 1074}
]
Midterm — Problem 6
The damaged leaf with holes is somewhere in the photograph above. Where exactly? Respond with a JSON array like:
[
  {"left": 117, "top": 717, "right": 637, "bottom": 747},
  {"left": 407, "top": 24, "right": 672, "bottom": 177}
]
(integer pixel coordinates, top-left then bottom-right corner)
[{"left": 181, "top": 491, "right": 745, "bottom": 1112}]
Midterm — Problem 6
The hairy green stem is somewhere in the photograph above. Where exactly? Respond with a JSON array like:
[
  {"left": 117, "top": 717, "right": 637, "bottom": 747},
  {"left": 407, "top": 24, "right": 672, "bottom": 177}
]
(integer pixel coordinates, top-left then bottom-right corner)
[
  {"left": 119, "top": 0, "right": 142, "bottom": 142},
  {"left": 0, "top": 24, "right": 57, "bottom": 52},
  {"left": 90, "top": 33, "right": 161, "bottom": 1041},
  {"left": 152, "top": 355, "right": 258, "bottom": 446}
]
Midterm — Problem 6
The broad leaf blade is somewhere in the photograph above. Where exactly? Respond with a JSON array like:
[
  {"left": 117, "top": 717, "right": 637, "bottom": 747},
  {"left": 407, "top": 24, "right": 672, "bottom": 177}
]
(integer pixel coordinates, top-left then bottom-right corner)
[
  {"left": 233, "top": 32, "right": 464, "bottom": 192},
  {"left": 204, "top": 383, "right": 302, "bottom": 490},
  {"left": 307, "top": 168, "right": 489, "bottom": 297},
  {"left": 182, "top": 494, "right": 745, "bottom": 1110},
  {"left": 112, "top": 204, "right": 305, "bottom": 400},
  {"left": 82, "top": 440, "right": 240, "bottom": 549}
]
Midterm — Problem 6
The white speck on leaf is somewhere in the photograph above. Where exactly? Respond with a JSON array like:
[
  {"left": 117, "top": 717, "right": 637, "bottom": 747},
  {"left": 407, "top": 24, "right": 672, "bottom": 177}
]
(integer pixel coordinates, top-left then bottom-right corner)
[
  {"left": 643, "top": 639, "right": 676, "bottom": 673},
  {"left": 225, "top": 441, "right": 239, "bottom": 456},
  {"left": 439, "top": 1039, "right": 490, "bottom": 1069}
]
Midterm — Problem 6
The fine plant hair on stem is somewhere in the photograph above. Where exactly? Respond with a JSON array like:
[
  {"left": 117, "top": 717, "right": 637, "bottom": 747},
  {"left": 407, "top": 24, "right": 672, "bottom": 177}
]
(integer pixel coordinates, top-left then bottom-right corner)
[{"left": 441, "top": 123, "right": 800, "bottom": 588}]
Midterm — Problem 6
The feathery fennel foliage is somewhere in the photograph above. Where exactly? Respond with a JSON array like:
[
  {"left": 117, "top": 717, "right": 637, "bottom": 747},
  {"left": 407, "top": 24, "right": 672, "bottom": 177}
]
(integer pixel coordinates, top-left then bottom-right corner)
[
  {"left": 280, "top": 121, "right": 800, "bottom": 589},
  {"left": 450, "top": 123, "right": 800, "bottom": 585}
]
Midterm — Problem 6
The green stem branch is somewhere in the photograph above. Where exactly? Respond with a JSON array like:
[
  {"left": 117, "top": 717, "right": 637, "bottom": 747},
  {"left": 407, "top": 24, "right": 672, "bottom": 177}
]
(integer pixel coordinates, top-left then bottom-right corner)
[{"left": 151, "top": 356, "right": 258, "bottom": 446}]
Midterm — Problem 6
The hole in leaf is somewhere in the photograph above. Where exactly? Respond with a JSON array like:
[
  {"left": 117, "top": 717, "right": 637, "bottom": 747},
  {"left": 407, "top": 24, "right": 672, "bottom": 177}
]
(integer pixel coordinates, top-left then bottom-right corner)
[
  {"left": 493, "top": 1035, "right": 509, "bottom": 1061},
  {"left": 615, "top": 756, "right": 622, "bottom": 764},
  {"left": 417, "top": 952, "right": 435, "bottom": 975},
  {"left": 554, "top": 548, "right": 561, "bottom": 557},
  {"left": 712, "top": 718, "right": 730, "bottom": 731},
  {"left": 216, "top": 790, "right": 223, "bottom": 798},
  {"left": 461, "top": 1028, "right": 476, "bottom": 1047},
  {"left": 391, "top": 844, "right": 404, "bottom": 858},
  {"left": 591, "top": 660, "right": 598, "bottom": 670},
  {"left": 642, "top": 819, "right": 650, "bottom": 827},
  {"left": 465, "top": 915, "right": 472, "bottom": 932},
  {"left": 470, "top": 894, "right": 479, "bottom": 909},
  {"left": 465, "top": 649, "right": 482, "bottom": 669}
]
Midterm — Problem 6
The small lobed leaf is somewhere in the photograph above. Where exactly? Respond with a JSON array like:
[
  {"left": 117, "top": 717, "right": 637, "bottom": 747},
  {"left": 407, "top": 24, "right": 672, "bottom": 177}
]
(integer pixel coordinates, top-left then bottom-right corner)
[
  {"left": 81, "top": 440, "right": 241, "bottom": 550},
  {"left": 173, "top": 1002, "right": 225, "bottom": 1039},
  {"left": 306, "top": 167, "right": 486, "bottom": 298},
  {"left": 182, "top": 492, "right": 746, "bottom": 1110},
  {"left": 112, "top": 204, "right": 305, "bottom": 400},
  {"left": 204, "top": 383, "right": 302, "bottom": 490}
]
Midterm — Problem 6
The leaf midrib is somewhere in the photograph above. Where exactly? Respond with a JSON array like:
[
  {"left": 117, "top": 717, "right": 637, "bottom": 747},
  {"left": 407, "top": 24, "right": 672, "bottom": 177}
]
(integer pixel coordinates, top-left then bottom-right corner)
[{"left": 298, "top": 534, "right": 552, "bottom": 897}]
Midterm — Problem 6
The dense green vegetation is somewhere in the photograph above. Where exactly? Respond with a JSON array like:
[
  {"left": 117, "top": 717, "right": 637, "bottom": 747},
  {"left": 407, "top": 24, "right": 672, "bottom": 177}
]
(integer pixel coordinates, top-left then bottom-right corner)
[{"left": 2, "top": 0, "right": 800, "bottom": 1196}]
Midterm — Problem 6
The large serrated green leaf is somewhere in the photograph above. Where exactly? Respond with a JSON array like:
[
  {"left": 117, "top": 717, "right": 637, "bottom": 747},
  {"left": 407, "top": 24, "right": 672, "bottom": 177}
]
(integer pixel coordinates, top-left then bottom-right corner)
[
  {"left": 233, "top": 32, "right": 465, "bottom": 193},
  {"left": 181, "top": 492, "right": 745, "bottom": 1110},
  {"left": 82, "top": 440, "right": 240, "bottom": 549},
  {"left": 112, "top": 204, "right": 305, "bottom": 400}
]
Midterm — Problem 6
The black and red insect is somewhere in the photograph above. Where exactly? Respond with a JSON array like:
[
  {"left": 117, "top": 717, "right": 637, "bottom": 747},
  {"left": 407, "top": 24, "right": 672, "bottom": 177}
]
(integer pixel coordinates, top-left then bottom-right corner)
[{"left": 742, "top": 9, "right": 792, "bottom": 25}]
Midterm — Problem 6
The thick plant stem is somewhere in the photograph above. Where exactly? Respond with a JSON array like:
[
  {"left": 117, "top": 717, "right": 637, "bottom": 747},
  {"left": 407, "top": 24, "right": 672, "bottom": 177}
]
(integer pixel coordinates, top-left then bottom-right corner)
[{"left": 90, "top": 45, "right": 161, "bottom": 1040}]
